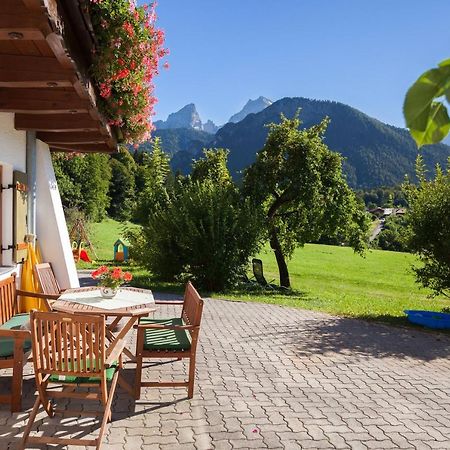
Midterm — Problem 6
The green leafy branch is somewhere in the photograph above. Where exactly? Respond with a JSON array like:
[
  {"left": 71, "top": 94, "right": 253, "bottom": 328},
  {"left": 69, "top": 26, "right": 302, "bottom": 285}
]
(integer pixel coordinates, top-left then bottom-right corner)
[{"left": 404, "top": 58, "right": 450, "bottom": 147}]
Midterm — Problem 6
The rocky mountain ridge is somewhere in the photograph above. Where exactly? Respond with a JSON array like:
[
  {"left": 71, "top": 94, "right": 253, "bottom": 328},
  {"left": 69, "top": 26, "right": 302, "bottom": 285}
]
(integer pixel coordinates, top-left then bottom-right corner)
[
  {"left": 154, "top": 96, "right": 273, "bottom": 134},
  {"left": 228, "top": 96, "right": 273, "bottom": 123},
  {"left": 154, "top": 103, "right": 219, "bottom": 134}
]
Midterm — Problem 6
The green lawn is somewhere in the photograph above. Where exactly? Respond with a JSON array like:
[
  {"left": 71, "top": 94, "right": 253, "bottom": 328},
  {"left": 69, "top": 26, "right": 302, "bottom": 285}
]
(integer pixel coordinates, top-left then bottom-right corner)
[
  {"left": 76, "top": 218, "right": 139, "bottom": 267},
  {"left": 77, "top": 219, "right": 449, "bottom": 327},
  {"left": 222, "top": 244, "right": 448, "bottom": 325}
]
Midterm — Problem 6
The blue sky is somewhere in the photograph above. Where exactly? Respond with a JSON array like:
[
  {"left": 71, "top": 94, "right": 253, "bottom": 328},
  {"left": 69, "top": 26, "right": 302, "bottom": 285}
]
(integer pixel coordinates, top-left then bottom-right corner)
[{"left": 148, "top": 0, "right": 450, "bottom": 127}]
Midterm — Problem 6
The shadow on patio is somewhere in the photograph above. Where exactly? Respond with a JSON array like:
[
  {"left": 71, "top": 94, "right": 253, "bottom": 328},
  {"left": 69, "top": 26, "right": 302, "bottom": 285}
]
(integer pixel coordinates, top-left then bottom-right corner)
[{"left": 247, "top": 312, "right": 450, "bottom": 362}]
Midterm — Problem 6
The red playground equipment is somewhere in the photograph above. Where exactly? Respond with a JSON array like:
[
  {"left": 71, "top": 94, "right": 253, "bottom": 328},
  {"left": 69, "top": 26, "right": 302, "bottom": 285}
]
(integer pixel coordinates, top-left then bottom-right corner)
[
  {"left": 69, "top": 218, "right": 97, "bottom": 263},
  {"left": 77, "top": 247, "right": 91, "bottom": 263}
]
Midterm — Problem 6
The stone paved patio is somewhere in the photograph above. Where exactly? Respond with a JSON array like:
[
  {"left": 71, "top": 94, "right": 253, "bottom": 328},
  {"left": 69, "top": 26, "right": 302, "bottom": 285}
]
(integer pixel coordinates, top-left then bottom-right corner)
[{"left": 2, "top": 296, "right": 450, "bottom": 449}]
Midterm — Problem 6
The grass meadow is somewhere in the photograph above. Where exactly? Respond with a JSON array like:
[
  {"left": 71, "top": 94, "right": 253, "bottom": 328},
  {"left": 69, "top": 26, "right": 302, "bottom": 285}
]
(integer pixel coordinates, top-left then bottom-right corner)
[{"left": 78, "top": 219, "right": 449, "bottom": 327}]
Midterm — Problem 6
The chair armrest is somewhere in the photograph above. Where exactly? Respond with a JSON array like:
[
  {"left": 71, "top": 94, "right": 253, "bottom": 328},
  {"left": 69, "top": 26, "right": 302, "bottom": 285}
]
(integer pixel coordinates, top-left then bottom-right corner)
[
  {"left": 154, "top": 300, "right": 184, "bottom": 305},
  {"left": 137, "top": 323, "right": 196, "bottom": 331},
  {"left": 16, "top": 290, "right": 60, "bottom": 300},
  {"left": 0, "top": 328, "right": 30, "bottom": 339}
]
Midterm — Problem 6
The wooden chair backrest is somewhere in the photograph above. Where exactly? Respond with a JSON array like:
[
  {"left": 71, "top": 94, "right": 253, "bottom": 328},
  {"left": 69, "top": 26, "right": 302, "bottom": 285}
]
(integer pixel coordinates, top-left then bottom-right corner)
[
  {"left": 30, "top": 310, "right": 106, "bottom": 378},
  {"left": 0, "top": 275, "right": 17, "bottom": 326},
  {"left": 34, "top": 263, "right": 61, "bottom": 295},
  {"left": 182, "top": 282, "right": 204, "bottom": 327}
]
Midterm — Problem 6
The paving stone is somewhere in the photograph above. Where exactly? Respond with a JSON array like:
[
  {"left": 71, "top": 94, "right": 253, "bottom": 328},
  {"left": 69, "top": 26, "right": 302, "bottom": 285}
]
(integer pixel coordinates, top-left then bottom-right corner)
[
  {"left": 348, "top": 442, "right": 369, "bottom": 450},
  {"left": 365, "top": 439, "right": 399, "bottom": 449},
  {"left": 229, "top": 438, "right": 266, "bottom": 448},
  {"left": 212, "top": 440, "right": 233, "bottom": 450},
  {"left": 193, "top": 431, "right": 213, "bottom": 450},
  {"left": 300, "top": 439, "right": 334, "bottom": 449}
]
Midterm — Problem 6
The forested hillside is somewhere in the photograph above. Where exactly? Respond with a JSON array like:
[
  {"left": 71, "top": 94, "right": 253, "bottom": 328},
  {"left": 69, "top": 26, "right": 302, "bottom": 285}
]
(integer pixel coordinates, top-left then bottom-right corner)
[
  {"left": 142, "top": 128, "right": 212, "bottom": 156},
  {"left": 213, "top": 97, "right": 450, "bottom": 187}
]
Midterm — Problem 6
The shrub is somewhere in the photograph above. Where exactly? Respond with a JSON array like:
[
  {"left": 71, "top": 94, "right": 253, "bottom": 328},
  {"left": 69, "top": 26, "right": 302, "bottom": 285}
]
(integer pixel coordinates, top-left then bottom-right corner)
[
  {"left": 404, "top": 157, "right": 450, "bottom": 297},
  {"left": 134, "top": 179, "right": 262, "bottom": 291}
]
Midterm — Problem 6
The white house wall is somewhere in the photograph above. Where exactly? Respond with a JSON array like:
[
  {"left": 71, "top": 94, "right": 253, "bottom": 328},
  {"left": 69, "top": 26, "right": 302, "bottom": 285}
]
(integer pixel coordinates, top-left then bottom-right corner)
[
  {"left": 0, "top": 113, "right": 26, "bottom": 171},
  {"left": 35, "top": 140, "right": 79, "bottom": 289},
  {"left": 0, "top": 113, "right": 25, "bottom": 273},
  {"left": 0, "top": 112, "right": 78, "bottom": 288}
]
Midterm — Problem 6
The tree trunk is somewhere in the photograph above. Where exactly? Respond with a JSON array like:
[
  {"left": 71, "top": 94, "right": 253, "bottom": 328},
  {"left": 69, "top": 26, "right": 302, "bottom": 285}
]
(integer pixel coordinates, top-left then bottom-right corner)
[{"left": 269, "top": 226, "right": 290, "bottom": 288}]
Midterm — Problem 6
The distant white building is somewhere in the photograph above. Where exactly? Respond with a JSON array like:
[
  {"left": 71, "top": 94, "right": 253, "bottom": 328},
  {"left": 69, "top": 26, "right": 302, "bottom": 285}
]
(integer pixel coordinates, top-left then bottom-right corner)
[{"left": 368, "top": 207, "right": 406, "bottom": 218}]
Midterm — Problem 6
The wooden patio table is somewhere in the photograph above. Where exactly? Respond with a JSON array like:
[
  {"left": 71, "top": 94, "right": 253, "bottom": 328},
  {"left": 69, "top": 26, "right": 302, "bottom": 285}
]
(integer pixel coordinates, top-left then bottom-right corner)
[{"left": 51, "top": 286, "right": 156, "bottom": 394}]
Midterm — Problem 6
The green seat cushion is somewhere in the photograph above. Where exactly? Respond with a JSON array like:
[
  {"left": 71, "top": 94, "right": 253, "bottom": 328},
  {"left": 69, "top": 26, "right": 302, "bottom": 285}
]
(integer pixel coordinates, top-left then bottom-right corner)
[
  {"left": 140, "top": 317, "right": 191, "bottom": 351},
  {"left": 49, "top": 359, "right": 118, "bottom": 384},
  {"left": 0, "top": 313, "right": 31, "bottom": 358}
]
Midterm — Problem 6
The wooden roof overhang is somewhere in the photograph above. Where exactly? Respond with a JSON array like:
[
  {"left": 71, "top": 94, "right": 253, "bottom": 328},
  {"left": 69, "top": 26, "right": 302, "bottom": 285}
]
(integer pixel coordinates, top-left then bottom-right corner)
[{"left": 0, "top": 0, "right": 118, "bottom": 153}]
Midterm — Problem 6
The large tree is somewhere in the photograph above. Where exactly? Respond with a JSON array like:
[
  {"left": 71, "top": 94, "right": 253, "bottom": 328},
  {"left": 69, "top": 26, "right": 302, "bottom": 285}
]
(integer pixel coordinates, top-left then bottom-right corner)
[
  {"left": 403, "top": 156, "right": 450, "bottom": 297},
  {"left": 52, "top": 152, "right": 111, "bottom": 221},
  {"left": 108, "top": 160, "right": 135, "bottom": 221},
  {"left": 133, "top": 137, "right": 171, "bottom": 224},
  {"left": 191, "top": 148, "right": 232, "bottom": 185},
  {"left": 244, "top": 113, "right": 369, "bottom": 288}
]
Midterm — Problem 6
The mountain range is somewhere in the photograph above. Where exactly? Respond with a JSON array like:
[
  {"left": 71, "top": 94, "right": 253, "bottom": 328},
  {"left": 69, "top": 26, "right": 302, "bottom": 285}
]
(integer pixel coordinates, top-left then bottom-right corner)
[
  {"left": 154, "top": 103, "right": 215, "bottom": 132},
  {"left": 143, "top": 96, "right": 450, "bottom": 188},
  {"left": 154, "top": 96, "right": 273, "bottom": 135}
]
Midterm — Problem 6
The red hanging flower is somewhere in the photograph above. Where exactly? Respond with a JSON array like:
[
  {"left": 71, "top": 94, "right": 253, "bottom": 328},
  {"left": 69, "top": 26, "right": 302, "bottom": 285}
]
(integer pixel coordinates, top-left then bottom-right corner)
[
  {"left": 88, "top": 0, "right": 168, "bottom": 143},
  {"left": 122, "top": 21, "right": 134, "bottom": 36}
]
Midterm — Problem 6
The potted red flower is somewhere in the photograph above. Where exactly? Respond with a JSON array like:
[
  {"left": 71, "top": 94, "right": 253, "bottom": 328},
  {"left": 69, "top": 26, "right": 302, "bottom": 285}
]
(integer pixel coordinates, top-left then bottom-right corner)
[{"left": 91, "top": 266, "right": 133, "bottom": 298}]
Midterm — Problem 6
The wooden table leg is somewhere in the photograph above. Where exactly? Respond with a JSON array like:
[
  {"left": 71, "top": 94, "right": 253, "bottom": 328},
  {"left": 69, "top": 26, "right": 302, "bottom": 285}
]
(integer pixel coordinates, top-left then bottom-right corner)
[
  {"left": 105, "top": 328, "right": 136, "bottom": 362},
  {"left": 105, "top": 317, "right": 138, "bottom": 362},
  {"left": 109, "top": 317, "right": 122, "bottom": 329}
]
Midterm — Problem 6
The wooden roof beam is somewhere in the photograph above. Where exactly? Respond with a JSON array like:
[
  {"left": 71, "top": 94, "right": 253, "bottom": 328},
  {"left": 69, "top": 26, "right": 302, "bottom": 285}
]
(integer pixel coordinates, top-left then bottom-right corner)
[
  {"left": 3, "top": 0, "right": 33, "bottom": 14},
  {"left": 15, "top": 113, "right": 100, "bottom": 132},
  {"left": 0, "top": 13, "right": 52, "bottom": 41},
  {"left": 36, "top": 131, "right": 110, "bottom": 144},
  {"left": 42, "top": 1, "right": 119, "bottom": 145},
  {"left": 50, "top": 143, "right": 115, "bottom": 153},
  {"left": 0, "top": 88, "right": 90, "bottom": 113},
  {"left": 0, "top": 0, "right": 119, "bottom": 151},
  {"left": 0, "top": 55, "right": 74, "bottom": 88}
]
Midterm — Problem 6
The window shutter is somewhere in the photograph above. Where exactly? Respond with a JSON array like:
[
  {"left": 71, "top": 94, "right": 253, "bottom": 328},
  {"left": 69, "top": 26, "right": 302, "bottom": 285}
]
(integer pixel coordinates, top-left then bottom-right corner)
[
  {"left": 13, "top": 171, "right": 28, "bottom": 263},
  {"left": 0, "top": 165, "right": 2, "bottom": 265}
]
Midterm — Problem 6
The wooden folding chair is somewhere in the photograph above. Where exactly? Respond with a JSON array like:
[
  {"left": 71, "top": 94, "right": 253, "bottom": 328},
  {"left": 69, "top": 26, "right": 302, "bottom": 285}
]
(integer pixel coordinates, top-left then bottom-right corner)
[
  {"left": 21, "top": 311, "right": 123, "bottom": 449},
  {"left": 135, "top": 282, "right": 204, "bottom": 399},
  {"left": 252, "top": 258, "right": 276, "bottom": 288},
  {"left": 0, "top": 274, "right": 60, "bottom": 412},
  {"left": 33, "top": 262, "right": 64, "bottom": 310}
]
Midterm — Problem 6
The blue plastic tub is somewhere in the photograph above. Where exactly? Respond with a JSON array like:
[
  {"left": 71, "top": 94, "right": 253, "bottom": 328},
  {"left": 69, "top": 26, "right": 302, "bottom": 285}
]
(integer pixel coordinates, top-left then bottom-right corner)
[{"left": 404, "top": 310, "right": 450, "bottom": 329}]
